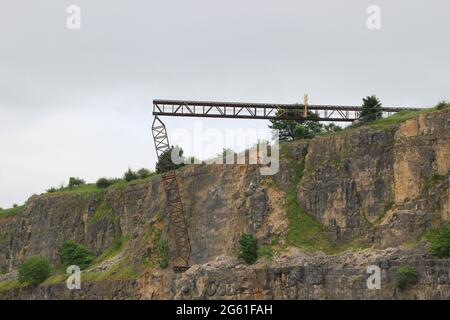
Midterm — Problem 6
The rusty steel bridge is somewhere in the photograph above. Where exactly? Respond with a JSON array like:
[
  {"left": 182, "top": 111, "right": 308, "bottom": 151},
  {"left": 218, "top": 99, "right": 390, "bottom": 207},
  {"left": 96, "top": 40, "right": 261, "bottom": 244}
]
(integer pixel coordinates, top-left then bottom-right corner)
[
  {"left": 153, "top": 99, "right": 421, "bottom": 122},
  {"left": 151, "top": 99, "right": 423, "bottom": 272}
]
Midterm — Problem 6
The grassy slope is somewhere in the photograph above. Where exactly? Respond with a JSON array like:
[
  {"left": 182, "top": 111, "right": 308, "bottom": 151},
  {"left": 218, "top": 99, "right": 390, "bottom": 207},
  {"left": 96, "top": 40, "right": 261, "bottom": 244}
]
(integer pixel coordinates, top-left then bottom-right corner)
[
  {"left": 0, "top": 175, "right": 160, "bottom": 220},
  {"left": 280, "top": 144, "right": 366, "bottom": 255},
  {"left": 0, "top": 205, "right": 25, "bottom": 218}
]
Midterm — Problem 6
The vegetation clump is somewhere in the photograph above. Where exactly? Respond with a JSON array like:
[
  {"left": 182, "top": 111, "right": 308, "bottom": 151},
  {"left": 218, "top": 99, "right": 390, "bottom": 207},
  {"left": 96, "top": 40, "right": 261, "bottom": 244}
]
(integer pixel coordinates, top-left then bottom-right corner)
[
  {"left": 0, "top": 205, "right": 25, "bottom": 218},
  {"left": 429, "top": 224, "right": 450, "bottom": 258},
  {"left": 436, "top": 100, "right": 450, "bottom": 110},
  {"left": 238, "top": 233, "right": 258, "bottom": 264},
  {"left": 18, "top": 256, "right": 51, "bottom": 286},
  {"left": 59, "top": 240, "right": 94, "bottom": 270},
  {"left": 124, "top": 168, "right": 139, "bottom": 182},
  {"left": 156, "top": 238, "right": 170, "bottom": 268},
  {"left": 68, "top": 177, "right": 86, "bottom": 189},
  {"left": 96, "top": 177, "right": 118, "bottom": 189},
  {"left": 155, "top": 146, "right": 185, "bottom": 173},
  {"left": 137, "top": 168, "right": 153, "bottom": 179},
  {"left": 395, "top": 266, "right": 418, "bottom": 290},
  {"left": 269, "top": 109, "right": 341, "bottom": 141}
]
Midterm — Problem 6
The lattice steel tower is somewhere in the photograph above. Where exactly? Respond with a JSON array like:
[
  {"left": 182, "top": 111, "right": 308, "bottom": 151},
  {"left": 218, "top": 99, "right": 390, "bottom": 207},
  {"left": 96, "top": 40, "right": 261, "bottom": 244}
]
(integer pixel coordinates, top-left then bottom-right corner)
[{"left": 151, "top": 116, "right": 191, "bottom": 269}]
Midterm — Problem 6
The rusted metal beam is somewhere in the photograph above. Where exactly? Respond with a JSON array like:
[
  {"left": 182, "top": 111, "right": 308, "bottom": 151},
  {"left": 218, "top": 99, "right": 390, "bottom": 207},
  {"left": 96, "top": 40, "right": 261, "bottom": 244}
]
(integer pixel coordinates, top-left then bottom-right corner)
[
  {"left": 151, "top": 116, "right": 191, "bottom": 270},
  {"left": 153, "top": 99, "right": 422, "bottom": 122}
]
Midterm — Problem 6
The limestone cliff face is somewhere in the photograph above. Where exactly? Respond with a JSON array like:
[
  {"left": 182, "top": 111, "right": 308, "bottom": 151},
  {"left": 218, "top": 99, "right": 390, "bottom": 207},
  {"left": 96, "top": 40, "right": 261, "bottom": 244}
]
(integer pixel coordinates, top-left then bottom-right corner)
[
  {"left": 138, "top": 246, "right": 449, "bottom": 300},
  {"left": 0, "top": 108, "right": 449, "bottom": 299},
  {"left": 0, "top": 165, "right": 273, "bottom": 273},
  {"left": 294, "top": 109, "right": 450, "bottom": 246}
]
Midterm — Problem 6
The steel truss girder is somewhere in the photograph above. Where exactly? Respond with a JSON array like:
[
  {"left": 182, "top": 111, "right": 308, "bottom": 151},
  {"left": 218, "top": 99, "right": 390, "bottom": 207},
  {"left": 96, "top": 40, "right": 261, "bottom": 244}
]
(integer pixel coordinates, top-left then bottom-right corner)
[{"left": 153, "top": 99, "right": 422, "bottom": 122}]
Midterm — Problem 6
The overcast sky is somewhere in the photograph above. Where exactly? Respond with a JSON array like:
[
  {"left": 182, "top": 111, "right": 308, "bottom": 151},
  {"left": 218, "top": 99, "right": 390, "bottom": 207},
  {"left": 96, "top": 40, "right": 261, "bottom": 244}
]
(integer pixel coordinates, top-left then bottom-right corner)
[{"left": 0, "top": 0, "right": 449, "bottom": 208}]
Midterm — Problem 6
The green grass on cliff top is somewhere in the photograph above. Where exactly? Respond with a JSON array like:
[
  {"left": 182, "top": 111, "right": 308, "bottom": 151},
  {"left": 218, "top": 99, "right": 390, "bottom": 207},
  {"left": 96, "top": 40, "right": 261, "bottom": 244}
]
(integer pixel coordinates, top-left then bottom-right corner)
[
  {"left": 42, "top": 176, "right": 157, "bottom": 197},
  {"left": 0, "top": 205, "right": 25, "bottom": 218},
  {"left": 0, "top": 176, "right": 158, "bottom": 218},
  {"left": 366, "top": 101, "right": 449, "bottom": 129}
]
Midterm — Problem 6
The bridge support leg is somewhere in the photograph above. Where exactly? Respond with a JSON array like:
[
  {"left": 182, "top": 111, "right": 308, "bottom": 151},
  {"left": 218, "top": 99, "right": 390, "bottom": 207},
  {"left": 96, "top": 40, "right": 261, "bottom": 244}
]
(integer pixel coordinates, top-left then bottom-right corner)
[{"left": 151, "top": 116, "right": 191, "bottom": 269}]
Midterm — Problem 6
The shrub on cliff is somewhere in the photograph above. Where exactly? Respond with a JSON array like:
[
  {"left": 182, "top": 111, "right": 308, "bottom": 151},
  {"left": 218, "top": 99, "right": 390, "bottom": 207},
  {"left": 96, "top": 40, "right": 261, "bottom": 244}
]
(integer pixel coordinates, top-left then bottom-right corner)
[
  {"left": 395, "top": 266, "right": 418, "bottom": 290},
  {"left": 96, "top": 178, "right": 113, "bottom": 189},
  {"left": 68, "top": 177, "right": 85, "bottom": 189},
  {"left": 124, "top": 168, "right": 139, "bottom": 182},
  {"left": 137, "top": 168, "right": 153, "bottom": 179},
  {"left": 156, "top": 238, "right": 169, "bottom": 268},
  {"left": 59, "top": 240, "right": 94, "bottom": 270},
  {"left": 239, "top": 233, "right": 258, "bottom": 264},
  {"left": 429, "top": 224, "right": 450, "bottom": 258},
  {"left": 18, "top": 256, "right": 51, "bottom": 285},
  {"left": 436, "top": 100, "right": 450, "bottom": 110},
  {"left": 46, "top": 187, "right": 58, "bottom": 193},
  {"left": 96, "top": 177, "right": 122, "bottom": 188}
]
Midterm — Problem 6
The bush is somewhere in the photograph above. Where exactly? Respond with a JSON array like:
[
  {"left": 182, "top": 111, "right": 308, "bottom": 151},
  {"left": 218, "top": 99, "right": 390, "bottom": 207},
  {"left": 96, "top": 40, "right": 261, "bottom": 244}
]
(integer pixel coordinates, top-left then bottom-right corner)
[
  {"left": 46, "top": 187, "right": 58, "bottom": 193},
  {"left": 239, "top": 233, "right": 258, "bottom": 264},
  {"left": 96, "top": 178, "right": 112, "bottom": 189},
  {"left": 429, "top": 224, "right": 450, "bottom": 258},
  {"left": 395, "top": 266, "right": 418, "bottom": 290},
  {"left": 156, "top": 238, "right": 169, "bottom": 268},
  {"left": 137, "top": 168, "right": 152, "bottom": 179},
  {"left": 59, "top": 240, "right": 94, "bottom": 270},
  {"left": 18, "top": 256, "right": 51, "bottom": 285},
  {"left": 436, "top": 100, "right": 450, "bottom": 110},
  {"left": 68, "top": 177, "right": 85, "bottom": 188},
  {"left": 96, "top": 177, "right": 121, "bottom": 189},
  {"left": 124, "top": 168, "right": 139, "bottom": 182}
]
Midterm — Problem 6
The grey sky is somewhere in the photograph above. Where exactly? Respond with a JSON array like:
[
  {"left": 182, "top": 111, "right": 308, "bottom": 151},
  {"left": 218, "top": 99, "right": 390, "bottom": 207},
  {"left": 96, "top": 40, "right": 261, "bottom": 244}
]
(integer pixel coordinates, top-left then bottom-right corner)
[{"left": 0, "top": 0, "right": 449, "bottom": 208}]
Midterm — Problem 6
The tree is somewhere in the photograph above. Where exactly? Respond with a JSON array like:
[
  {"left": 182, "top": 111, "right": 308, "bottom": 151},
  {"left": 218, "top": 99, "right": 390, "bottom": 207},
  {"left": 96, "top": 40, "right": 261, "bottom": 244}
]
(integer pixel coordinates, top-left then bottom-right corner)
[
  {"left": 18, "top": 256, "right": 51, "bottom": 285},
  {"left": 68, "top": 177, "right": 85, "bottom": 189},
  {"left": 238, "top": 233, "right": 258, "bottom": 264},
  {"left": 269, "top": 117, "right": 301, "bottom": 141},
  {"left": 155, "top": 146, "right": 185, "bottom": 173},
  {"left": 269, "top": 109, "right": 340, "bottom": 141},
  {"left": 360, "top": 95, "right": 383, "bottom": 123},
  {"left": 59, "top": 240, "right": 94, "bottom": 270}
]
